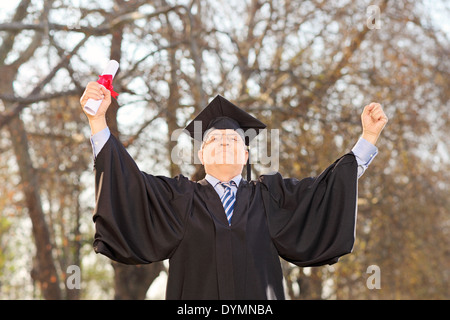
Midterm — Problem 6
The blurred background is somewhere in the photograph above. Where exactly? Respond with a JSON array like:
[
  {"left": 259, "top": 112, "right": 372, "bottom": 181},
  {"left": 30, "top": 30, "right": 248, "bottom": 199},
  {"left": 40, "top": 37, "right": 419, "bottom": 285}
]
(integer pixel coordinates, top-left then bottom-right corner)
[{"left": 0, "top": 0, "right": 448, "bottom": 300}]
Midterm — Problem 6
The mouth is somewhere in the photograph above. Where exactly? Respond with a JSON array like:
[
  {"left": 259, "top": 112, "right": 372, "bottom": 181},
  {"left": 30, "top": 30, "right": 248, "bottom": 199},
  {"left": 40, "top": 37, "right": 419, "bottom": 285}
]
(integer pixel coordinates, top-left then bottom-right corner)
[
  {"left": 216, "top": 147, "right": 233, "bottom": 154},
  {"left": 215, "top": 149, "right": 238, "bottom": 164}
]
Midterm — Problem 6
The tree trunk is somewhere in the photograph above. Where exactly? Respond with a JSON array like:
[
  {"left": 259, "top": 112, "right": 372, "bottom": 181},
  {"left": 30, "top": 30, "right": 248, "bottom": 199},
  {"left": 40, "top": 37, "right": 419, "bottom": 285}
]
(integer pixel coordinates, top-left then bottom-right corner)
[
  {"left": 105, "top": 4, "right": 165, "bottom": 299},
  {"left": 0, "top": 65, "right": 61, "bottom": 299},
  {"left": 112, "top": 262, "right": 164, "bottom": 299},
  {"left": 6, "top": 113, "right": 62, "bottom": 299}
]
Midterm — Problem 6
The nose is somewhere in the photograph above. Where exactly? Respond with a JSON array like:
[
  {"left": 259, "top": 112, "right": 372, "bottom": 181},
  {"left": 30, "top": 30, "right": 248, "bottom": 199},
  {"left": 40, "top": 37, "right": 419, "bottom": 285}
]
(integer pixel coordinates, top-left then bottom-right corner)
[{"left": 220, "top": 136, "right": 230, "bottom": 146}]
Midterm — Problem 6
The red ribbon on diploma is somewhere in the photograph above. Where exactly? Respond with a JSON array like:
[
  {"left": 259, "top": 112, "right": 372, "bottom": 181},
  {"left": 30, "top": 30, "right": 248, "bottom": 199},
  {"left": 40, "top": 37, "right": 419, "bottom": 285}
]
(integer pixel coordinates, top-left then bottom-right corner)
[{"left": 97, "top": 74, "right": 119, "bottom": 98}]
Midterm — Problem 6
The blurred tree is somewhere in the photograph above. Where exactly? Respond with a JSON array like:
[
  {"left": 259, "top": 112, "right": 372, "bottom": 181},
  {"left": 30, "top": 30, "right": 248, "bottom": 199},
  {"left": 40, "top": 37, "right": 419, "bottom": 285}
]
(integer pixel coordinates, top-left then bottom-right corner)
[{"left": 0, "top": 0, "right": 62, "bottom": 299}]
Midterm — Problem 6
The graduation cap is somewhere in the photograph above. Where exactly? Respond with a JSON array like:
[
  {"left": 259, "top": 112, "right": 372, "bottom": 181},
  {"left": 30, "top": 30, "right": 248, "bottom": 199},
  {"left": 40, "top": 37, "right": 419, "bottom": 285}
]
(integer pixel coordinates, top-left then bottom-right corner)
[{"left": 185, "top": 95, "right": 266, "bottom": 181}]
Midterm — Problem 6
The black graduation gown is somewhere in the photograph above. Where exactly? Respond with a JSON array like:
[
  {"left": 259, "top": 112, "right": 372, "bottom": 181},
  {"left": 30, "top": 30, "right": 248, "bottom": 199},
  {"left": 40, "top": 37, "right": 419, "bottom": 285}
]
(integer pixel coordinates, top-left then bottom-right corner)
[{"left": 92, "top": 134, "right": 358, "bottom": 300}]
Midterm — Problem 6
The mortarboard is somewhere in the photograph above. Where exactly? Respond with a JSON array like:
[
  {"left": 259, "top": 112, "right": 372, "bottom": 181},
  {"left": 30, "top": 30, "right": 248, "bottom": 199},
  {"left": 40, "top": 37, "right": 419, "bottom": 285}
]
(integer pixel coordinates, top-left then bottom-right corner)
[{"left": 184, "top": 95, "right": 266, "bottom": 181}]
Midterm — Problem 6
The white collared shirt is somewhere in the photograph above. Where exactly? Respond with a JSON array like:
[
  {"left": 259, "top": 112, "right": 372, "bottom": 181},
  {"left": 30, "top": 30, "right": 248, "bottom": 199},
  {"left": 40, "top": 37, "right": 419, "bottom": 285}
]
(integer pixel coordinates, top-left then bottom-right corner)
[{"left": 204, "top": 174, "right": 242, "bottom": 198}]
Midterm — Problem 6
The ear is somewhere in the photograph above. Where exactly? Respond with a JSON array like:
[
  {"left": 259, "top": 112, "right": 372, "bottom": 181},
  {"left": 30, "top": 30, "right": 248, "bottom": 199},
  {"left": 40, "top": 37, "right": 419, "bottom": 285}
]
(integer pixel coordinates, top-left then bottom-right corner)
[
  {"left": 197, "top": 149, "right": 204, "bottom": 165},
  {"left": 239, "top": 148, "right": 249, "bottom": 166}
]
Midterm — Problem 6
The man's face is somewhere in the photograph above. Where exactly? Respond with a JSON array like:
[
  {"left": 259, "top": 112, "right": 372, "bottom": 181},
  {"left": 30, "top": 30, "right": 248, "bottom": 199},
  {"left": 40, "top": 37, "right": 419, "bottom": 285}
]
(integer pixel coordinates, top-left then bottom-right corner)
[{"left": 199, "top": 129, "right": 248, "bottom": 166}]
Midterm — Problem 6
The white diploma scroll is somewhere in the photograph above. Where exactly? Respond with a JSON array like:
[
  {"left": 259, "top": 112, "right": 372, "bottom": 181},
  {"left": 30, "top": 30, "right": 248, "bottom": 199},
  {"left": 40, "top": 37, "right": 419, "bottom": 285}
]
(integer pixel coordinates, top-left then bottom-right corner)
[{"left": 84, "top": 60, "right": 120, "bottom": 116}]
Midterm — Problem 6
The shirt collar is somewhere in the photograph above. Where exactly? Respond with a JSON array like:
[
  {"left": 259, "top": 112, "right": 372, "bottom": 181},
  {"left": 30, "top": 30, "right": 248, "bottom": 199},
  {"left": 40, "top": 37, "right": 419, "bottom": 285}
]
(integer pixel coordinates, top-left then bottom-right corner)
[{"left": 205, "top": 173, "right": 242, "bottom": 187}]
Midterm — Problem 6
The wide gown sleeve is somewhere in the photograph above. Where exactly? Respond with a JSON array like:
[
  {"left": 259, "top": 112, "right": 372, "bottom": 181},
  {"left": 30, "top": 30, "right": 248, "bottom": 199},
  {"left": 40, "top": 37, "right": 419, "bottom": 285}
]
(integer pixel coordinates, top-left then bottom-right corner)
[
  {"left": 92, "top": 134, "right": 193, "bottom": 265},
  {"left": 260, "top": 153, "right": 358, "bottom": 267}
]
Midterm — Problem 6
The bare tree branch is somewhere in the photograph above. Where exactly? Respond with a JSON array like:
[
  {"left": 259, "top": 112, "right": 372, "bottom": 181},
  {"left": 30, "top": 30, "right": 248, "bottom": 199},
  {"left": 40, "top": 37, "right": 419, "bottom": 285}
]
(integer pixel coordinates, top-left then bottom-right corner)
[
  {"left": 0, "top": 36, "right": 89, "bottom": 129},
  {"left": 0, "top": 21, "right": 111, "bottom": 36},
  {"left": 0, "top": 0, "right": 32, "bottom": 64},
  {"left": 0, "top": 90, "right": 80, "bottom": 104}
]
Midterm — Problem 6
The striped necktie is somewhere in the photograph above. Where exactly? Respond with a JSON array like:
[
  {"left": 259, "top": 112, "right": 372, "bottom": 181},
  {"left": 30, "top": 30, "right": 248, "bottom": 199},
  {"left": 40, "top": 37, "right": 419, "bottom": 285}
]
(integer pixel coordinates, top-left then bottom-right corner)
[{"left": 220, "top": 181, "right": 236, "bottom": 225}]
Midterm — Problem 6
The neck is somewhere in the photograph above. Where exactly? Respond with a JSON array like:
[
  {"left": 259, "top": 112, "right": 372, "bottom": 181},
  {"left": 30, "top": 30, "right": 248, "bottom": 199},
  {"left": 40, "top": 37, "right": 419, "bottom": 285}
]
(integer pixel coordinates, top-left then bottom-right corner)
[{"left": 205, "top": 165, "right": 243, "bottom": 182}]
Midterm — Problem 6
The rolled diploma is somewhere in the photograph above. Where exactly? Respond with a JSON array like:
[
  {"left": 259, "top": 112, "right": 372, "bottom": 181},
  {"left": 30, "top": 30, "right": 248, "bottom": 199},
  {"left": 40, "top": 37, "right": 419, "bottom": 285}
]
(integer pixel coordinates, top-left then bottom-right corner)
[{"left": 84, "top": 60, "right": 120, "bottom": 116}]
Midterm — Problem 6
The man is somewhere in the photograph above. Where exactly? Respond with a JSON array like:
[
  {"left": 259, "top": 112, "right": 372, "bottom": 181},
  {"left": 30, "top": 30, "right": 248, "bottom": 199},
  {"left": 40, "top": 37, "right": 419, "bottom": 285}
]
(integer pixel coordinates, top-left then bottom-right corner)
[{"left": 80, "top": 82, "right": 387, "bottom": 299}]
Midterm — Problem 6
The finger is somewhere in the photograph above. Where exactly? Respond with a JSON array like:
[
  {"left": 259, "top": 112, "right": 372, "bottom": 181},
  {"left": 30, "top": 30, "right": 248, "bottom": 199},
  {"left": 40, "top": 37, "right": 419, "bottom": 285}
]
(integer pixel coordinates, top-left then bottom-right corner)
[
  {"left": 379, "top": 111, "right": 388, "bottom": 123},
  {"left": 84, "top": 90, "right": 103, "bottom": 101},
  {"left": 80, "top": 89, "right": 104, "bottom": 107},
  {"left": 87, "top": 81, "right": 102, "bottom": 90},
  {"left": 87, "top": 86, "right": 103, "bottom": 95},
  {"left": 371, "top": 104, "right": 384, "bottom": 116},
  {"left": 366, "top": 103, "right": 376, "bottom": 112},
  {"left": 86, "top": 82, "right": 104, "bottom": 96},
  {"left": 372, "top": 111, "right": 383, "bottom": 121},
  {"left": 372, "top": 109, "right": 388, "bottom": 123},
  {"left": 366, "top": 103, "right": 384, "bottom": 119},
  {"left": 370, "top": 102, "right": 383, "bottom": 112},
  {"left": 83, "top": 83, "right": 101, "bottom": 94},
  {"left": 99, "top": 85, "right": 111, "bottom": 101},
  {"left": 371, "top": 106, "right": 383, "bottom": 119},
  {"left": 372, "top": 103, "right": 383, "bottom": 113},
  {"left": 363, "top": 104, "right": 373, "bottom": 114},
  {"left": 363, "top": 103, "right": 376, "bottom": 117}
]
